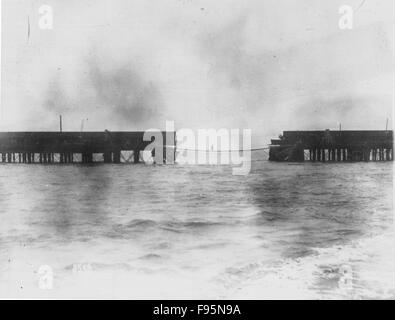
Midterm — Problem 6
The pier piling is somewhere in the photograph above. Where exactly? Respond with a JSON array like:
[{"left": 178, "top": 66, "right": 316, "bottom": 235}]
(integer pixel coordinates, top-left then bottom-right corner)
[{"left": 133, "top": 150, "right": 140, "bottom": 164}]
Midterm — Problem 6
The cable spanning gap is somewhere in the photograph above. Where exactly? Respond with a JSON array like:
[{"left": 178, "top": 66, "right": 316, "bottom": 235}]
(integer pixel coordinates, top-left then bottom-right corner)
[{"left": 165, "top": 146, "right": 270, "bottom": 152}]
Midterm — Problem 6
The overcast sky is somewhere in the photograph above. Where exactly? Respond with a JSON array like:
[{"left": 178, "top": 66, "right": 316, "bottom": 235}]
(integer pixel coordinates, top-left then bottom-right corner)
[{"left": 1, "top": 0, "right": 394, "bottom": 145}]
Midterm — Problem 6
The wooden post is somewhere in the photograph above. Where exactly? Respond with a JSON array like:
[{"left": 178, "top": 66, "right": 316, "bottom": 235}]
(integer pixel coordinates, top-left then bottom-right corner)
[
  {"left": 113, "top": 151, "right": 121, "bottom": 164},
  {"left": 163, "top": 146, "right": 167, "bottom": 164},
  {"left": 82, "top": 153, "right": 92, "bottom": 163},
  {"left": 104, "top": 152, "right": 111, "bottom": 163},
  {"left": 133, "top": 149, "right": 140, "bottom": 163}
]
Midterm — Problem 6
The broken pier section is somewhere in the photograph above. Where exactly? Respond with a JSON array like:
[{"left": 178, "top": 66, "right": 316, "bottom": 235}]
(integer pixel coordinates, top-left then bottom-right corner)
[
  {"left": 269, "top": 130, "right": 393, "bottom": 162},
  {"left": 0, "top": 131, "right": 175, "bottom": 164}
]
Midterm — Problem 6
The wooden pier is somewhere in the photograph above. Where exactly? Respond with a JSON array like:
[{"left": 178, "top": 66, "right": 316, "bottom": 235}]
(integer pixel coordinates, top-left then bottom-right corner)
[
  {"left": 0, "top": 131, "right": 176, "bottom": 164},
  {"left": 269, "top": 130, "right": 393, "bottom": 162}
]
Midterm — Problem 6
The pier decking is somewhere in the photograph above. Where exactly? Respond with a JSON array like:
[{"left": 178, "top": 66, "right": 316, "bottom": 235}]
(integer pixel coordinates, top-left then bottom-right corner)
[
  {"left": 0, "top": 131, "right": 176, "bottom": 164},
  {"left": 269, "top": 130, "right": 393, "bottom": 162}
]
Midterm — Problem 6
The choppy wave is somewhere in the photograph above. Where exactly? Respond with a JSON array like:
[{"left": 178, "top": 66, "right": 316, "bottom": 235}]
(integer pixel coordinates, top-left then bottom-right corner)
[
  {"left": 219, "top": 232, "right": 395, "bottom": 299},
  {"left": 0, "top": 161, "right": 392, "bottom": 298}
]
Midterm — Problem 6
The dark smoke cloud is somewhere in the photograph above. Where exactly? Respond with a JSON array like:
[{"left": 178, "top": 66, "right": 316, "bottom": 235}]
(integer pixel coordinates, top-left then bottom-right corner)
[
  {"left": 88, "top": 57, "right": 163, "bottom": 126},
  {"left": 39, "top": 52, "right": 164, "bottom": 130}
]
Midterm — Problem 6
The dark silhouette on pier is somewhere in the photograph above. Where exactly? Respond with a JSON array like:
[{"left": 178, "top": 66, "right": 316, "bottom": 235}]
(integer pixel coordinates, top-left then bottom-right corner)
[
  {"left": 269, "top": 130, "right": 393, "bottom": 162},
  {"left": 0, "top": 131, "right": 175, "bottom": 164}
]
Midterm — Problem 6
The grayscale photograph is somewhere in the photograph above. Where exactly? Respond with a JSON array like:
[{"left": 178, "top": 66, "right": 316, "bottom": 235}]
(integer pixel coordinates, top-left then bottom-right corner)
[{"left": 0, "top": 0, "right": 394, "bottom": 301}]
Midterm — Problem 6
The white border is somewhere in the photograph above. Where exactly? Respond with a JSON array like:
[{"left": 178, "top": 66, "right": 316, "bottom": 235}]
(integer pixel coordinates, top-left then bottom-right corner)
[{"left": 0, "top": 0, "right": 2, "bottom": 123}]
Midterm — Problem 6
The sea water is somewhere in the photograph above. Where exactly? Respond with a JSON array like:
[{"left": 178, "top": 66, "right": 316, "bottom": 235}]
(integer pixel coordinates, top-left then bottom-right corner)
[{"left": 0, "top": 158, "right": 393, "bottom": 299}]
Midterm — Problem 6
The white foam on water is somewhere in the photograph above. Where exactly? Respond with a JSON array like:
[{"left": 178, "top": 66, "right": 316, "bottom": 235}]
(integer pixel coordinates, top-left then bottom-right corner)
[{"left": 224, "top": 231, "right": 395, "bottom": 299}]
